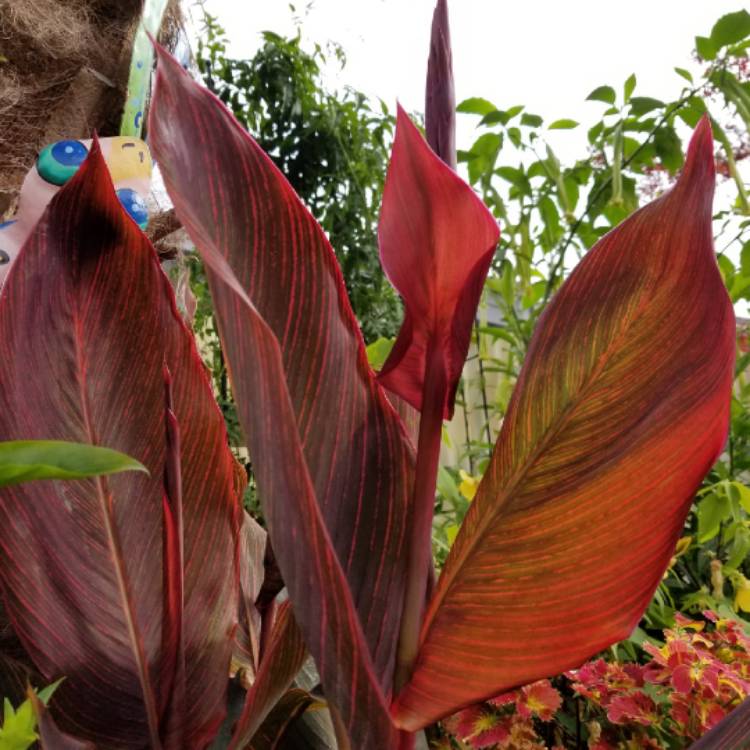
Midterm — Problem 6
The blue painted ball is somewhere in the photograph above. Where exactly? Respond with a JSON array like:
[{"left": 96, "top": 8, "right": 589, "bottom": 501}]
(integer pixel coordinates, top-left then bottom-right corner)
[
  {"left": 116, "top": 188, "right": 149, "bottom": 230},
  {"left": 36, "top": 140, "right": 89, "bottom": 185}
]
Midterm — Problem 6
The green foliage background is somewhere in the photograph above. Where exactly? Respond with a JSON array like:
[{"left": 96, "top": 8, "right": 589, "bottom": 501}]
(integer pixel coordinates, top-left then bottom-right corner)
[{"left": 197, "top": 15, "right": 401, "bottom": 343}]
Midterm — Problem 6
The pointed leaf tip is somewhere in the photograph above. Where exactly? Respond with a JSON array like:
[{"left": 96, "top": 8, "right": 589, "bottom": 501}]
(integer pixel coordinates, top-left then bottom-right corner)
[
  {"left": 392, "top": 110, "right": 733, "bottom": 729},
  {"left": 378, "top": 105, "right": 499, "bottom": 418},
  {"left": 149, "top": 45, "right": 414, "bottom": 748},
  {"left": 426, "top": 0, "right": 455, "bottom": 168},
  {"left": 0, "top": 131, "right": 241, "bottom": 744},
  {"left": 678, "top": 115, "right": 715, "bottom": 200}
]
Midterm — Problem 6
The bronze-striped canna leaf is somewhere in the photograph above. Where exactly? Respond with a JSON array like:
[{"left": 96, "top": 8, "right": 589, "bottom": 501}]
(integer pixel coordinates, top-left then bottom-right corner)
[
  {"left": 148, "top": 42, "right": 414, "bottom": 699},
  {"left": 234, "top": 511, "right": 267, "bottom": 681},
  {"left": 29, "top": 688, "right": 95, "bottom": 750},
  {"left": 392, "top": 117, "right": 736, "bottom": 729},
  {"left": 149, "top": 46, "right": 416, "bottom": 749},
  {"left": 229, "top": 601, "right": 307, "bottom": 749},
  {"left": 246, "top": 688, "right": 319, "bottom": 750},
  {"left": 0, "top": 140, "right": 242, "bottom": 747},
  {"left": 0, "top": 598, "right": 40, "bottom": 707}
]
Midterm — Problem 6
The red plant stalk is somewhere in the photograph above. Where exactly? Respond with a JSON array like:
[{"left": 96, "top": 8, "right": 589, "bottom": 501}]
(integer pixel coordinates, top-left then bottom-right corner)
[
  {"left": 394, "top": 343, "right": 448, "bottom": 691},
  {"left": 391, "top": 0, "right": 494, "bottom": 693},
  {"left": 392, "top": 0, "right": 456, "bottom": 692}
]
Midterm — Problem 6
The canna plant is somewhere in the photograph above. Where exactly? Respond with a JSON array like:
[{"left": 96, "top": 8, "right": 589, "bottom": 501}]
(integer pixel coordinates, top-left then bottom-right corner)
[{"left": 0, "top": 2, "right": 739, "bottom": 749}]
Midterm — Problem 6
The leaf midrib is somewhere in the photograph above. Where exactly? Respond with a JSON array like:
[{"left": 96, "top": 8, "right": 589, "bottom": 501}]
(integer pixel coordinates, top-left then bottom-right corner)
[{"left": 73, "top": 302, "right": 162, "bottom": 748}]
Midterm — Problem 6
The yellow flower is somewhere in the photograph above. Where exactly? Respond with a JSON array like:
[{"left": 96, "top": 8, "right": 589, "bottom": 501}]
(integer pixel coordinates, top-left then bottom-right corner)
[
  {"left": 458, "top": 470, "right": 479, "bottom": 501},
  {"left": 734, "top": 575, "right": 750, "bottom": 612}
]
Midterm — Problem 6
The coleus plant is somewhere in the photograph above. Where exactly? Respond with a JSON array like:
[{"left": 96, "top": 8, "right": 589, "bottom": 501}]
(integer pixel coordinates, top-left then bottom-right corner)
[{"left": 0, "top": 2, "right": 739, "bottom": 749}]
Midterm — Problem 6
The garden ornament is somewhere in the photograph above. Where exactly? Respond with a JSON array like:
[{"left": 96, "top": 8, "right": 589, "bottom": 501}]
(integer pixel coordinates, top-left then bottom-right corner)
[{"left": 0, "top": 136, "right": 152, "bottom": 287}]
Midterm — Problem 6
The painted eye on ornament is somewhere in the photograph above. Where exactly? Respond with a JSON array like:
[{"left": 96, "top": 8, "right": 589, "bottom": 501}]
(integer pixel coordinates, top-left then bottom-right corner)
[
  {"left": 0, "top": 221, "right": 16, "bottom": 265},
  {"left": 116, "top": 188, "right": 149, "bottom": 230},
  {"left": 36, "top": 140, "right": 89, "bottom": 186}
]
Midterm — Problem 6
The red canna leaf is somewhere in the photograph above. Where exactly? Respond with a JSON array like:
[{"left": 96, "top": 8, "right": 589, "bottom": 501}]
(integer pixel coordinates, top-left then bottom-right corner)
[
  {"left": 381, "top": 96, "right": 498, "bottom": 695},
  {"left": 392, "top": 117, "right": 735, "bottom": 729},
  {"left": 158, "top": 366, "right": 186, "bottom": 748},
  {"left": 148, "top": 43, "right": 415, "bottom": 700},
  {"left": 245, "top": 688, "right": 318, "bottom": 750},
  {"left": 149, "top": 47, "right": 411, "bottom": 749},
  {"left": 377, "top": 105, "right": 500, "bottom": 419},
  {"left": 228, "top": 601, "right": 307, "bottom": 749},
  {"left": 0, "top": 140, "right": 241, "bottom": 747},
  {"left": 0, "top": 599, "right": 39, "bottom": 706},
  {"left": 234, "top": 511, "right": 267, "bottom": 680},
  {"left": 690, "top": 696, "right": 750, "bottom": 749},
  {"left": 28, "top": 688, "right": 96, "bottom": 750}
]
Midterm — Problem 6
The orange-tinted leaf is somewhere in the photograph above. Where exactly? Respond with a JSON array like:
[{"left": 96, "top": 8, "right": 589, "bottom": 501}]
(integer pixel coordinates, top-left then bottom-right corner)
[
  {"left": 393, "top": 117, "right": 735, "bottom": 728},
  {"left": 377, "top": 106, "right": 499, "bottom": 418}
]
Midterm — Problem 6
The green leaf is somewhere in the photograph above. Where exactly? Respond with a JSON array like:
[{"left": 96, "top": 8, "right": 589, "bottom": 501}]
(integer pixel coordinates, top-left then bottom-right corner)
[
  {"left": 522, "top": 280, "right": 547, "bottom": 309},
  {"left": 520, "top": 113, "right": 543, "bottom": 128},
  {"left": 548, "top": 119, "right": 579, "bottom": 130},
  {"left": 445, "top": 524, "right": 460, "bottom": 547},
  {"left": 436, "top": 466, "right": 461, "bottom": 505},
  {"left": 726, "top": 524, "right": 750, "bottom": 571},
  {"left": 364, "top": 337, "right": 395, "bottom": 372},
  {"left": 457, "top": 97, "right": 496, "bottom": 116},
  {"left": 676, "top": 96, "right": 708, "bottom": 127},
  {"left": 499, "top": 260, "right": 514, "bottom": 306},
  {"left": 495, "top": 166, "right": 528, "bottom": 192},
  {"left": 654, "top": 126, "right": 684, "bottom": 172},
  {"left": 479, "top": 110, "right": 511, "bottom": 126},
  {"left": 718, "top": 254, "right": 736, "bottom": 289},
  {"left": 734, "top": 481, "right": 750, "bottom": 514},
  {"left": 697, "top": 491, "right": 732, "bottom": 543},
  {"left": 588, "top": 121, "right": 604, "bottom": 144},
  {"left": 36, "top": 679, "right": 63, "bottom": 706},
  {"left": 526, "top": 160, "right": 547, "bottom": 179},
  {"left": 0, "top": 440, "right": 147, "bottom": 488},
  {"left": 586, "top": 85, "right": 616, "bottom": 105},
  {"left": 629, "top": 97, "right": 664, "bottom": 116},
  {"left": 0, "top": 702, "right": 36, "bottom": 750},
  {"left": 624, "top": 73, "right": 637, "bottom": 102},
  {"left": 695, "top": 35, "right": 717, "bottom": 61},
  {"left": 710, "top": 10, "right": 750, "bottom": 49},
  {"left": 674, "top": 67, "right": 693, "bottom": 83},
  {"left": 0, "top": 682, "right": 62, "bottom": 750},
  {"left": 627, "top": 625, "right": 662, "bottom": 649},
  {"left": 467, "top": 132, "right": 502, "bottom": 184}
]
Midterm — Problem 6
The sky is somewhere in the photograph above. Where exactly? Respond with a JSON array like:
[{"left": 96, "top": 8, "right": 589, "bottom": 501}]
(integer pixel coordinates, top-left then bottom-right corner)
[
  {"left": 191, "top": 0, "right": 743, "bottom": 160},
  {"left": 186, "top": 0, "right": 748, "bottom": 309}
]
